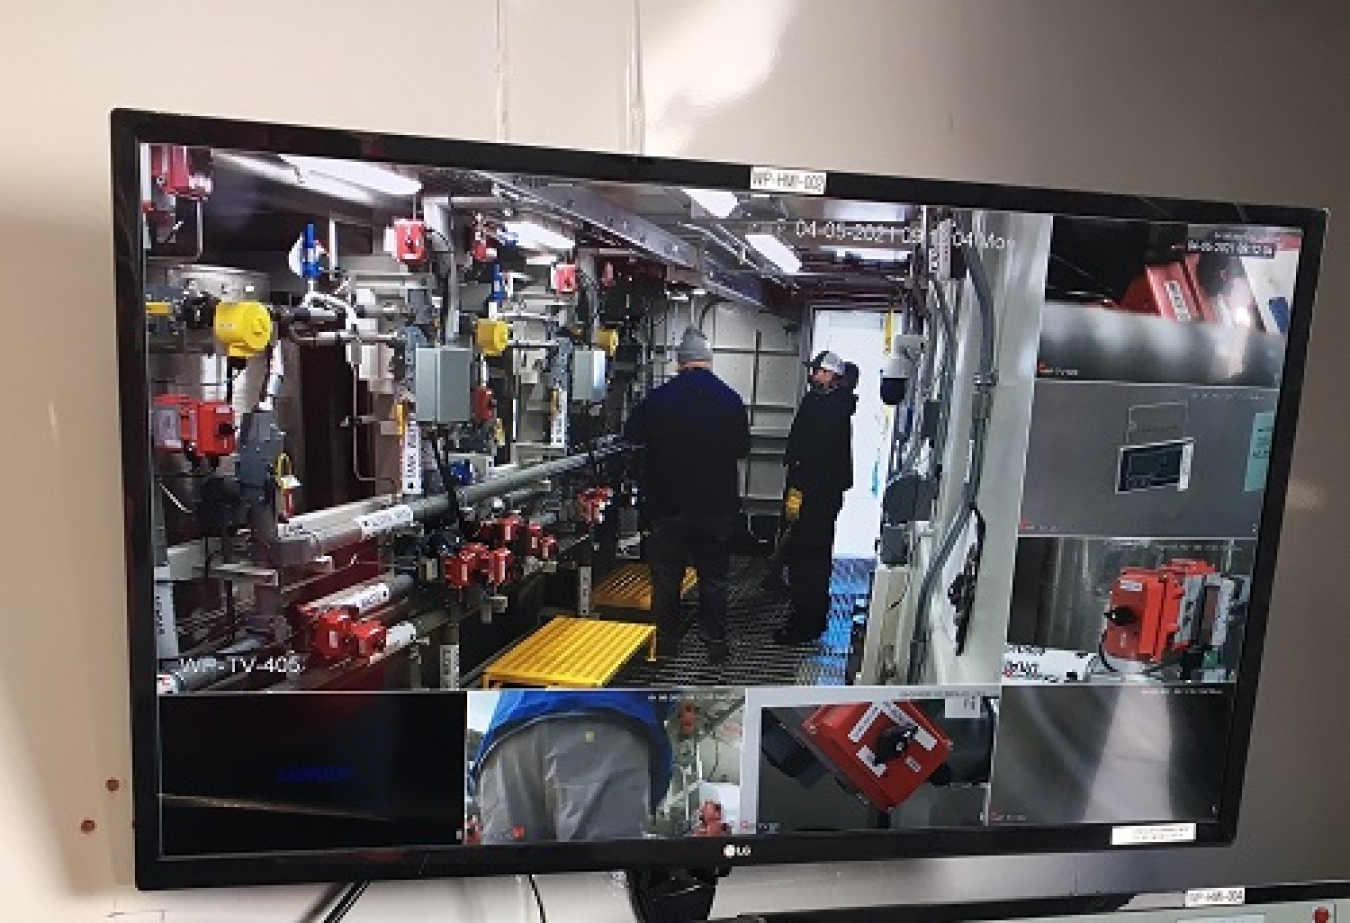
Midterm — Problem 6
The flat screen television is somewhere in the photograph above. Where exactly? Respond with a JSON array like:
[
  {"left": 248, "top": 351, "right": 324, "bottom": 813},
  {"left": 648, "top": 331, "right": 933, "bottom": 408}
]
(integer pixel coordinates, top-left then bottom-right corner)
[{"left": 112, "top": 109, "right": 1325, "bottom": 890}]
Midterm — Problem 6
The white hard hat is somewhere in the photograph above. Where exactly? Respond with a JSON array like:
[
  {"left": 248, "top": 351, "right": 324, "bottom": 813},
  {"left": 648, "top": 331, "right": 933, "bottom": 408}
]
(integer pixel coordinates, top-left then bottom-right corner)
[{"left": 806, "top": 350, "right": 845, "bottom": 375}]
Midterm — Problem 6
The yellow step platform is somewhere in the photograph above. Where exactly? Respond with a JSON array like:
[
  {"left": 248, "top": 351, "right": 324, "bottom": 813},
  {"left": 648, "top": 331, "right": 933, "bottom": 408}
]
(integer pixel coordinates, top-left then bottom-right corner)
[
  {"left": 482, "top": 616, "right": 657, "bottom": 689},
  {"left": 592, "top": 563, "right": 697, "bottom": 611}
]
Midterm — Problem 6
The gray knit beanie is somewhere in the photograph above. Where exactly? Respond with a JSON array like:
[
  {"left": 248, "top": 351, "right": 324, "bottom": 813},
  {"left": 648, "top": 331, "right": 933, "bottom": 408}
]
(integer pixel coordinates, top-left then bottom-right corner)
[{"left": 675, "top": 326, "right": 714, "bottom": 365}]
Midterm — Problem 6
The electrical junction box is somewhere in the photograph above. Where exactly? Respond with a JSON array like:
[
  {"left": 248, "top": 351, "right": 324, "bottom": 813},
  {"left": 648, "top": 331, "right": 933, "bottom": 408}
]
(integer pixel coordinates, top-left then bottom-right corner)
[
  {"left": 152, "top": 395, "right": 236, "bottom": 458},
  {"left": 884, "top": 473, "right": 939, "bottom": 524},
  {"left": 803, "top": 701, "right": 952, "bottom": 812},
  {"left": 878, "top": 524, "right": 911, "bottom": 566},
  {"left": 415, "top": 347, "right": 472, "bottom": 424},
  {"left": 393, "top": 219, "right": 427, "bottom": 267},
  {"left": 571, "top": 348, "right": 607, "bottom": 403}
]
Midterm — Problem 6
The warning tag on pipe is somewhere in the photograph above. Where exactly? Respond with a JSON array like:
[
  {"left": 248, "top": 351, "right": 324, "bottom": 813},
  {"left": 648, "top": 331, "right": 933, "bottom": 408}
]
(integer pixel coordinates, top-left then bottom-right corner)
[
  {"left": 332, "top": 582, "right": 392, "bottom": 611},
  {"left": 354, "top": 505, "right": 415, "bottom": 539}
]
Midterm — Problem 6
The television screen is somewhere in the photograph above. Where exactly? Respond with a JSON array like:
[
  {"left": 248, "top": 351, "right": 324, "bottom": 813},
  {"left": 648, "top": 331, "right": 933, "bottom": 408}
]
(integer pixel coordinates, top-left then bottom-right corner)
[{"left": 112, "top": 110, "right": 1324, "bottom": 888}]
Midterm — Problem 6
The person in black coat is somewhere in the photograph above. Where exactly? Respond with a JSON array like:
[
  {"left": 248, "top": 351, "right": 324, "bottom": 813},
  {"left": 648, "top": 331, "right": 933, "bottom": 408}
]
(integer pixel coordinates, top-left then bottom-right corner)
[
  {"left": 760, "top": 361, "right": 859, "bottom": 595},
  {"left": 774, "top": 350, "right": 856, "bottom": 644},
  {"left": 624, "top": 327, "right": 751, "bottom": 664}
]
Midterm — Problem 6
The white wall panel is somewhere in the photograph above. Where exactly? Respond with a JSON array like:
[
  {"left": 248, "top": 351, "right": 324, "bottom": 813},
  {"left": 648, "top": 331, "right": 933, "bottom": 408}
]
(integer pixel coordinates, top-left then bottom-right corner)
[{"left": 501, "top": 0, "right": 640, "bottom": 151}]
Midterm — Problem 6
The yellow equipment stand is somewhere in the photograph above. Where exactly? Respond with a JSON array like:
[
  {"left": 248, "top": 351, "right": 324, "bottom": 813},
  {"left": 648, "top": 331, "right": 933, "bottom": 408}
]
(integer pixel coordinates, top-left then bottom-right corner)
[
  {"left": 482, "top": 616, "right": 657, "bottom": 689},
  {"left": 592, "top": 563, "right": 697, "bottom": 611}
]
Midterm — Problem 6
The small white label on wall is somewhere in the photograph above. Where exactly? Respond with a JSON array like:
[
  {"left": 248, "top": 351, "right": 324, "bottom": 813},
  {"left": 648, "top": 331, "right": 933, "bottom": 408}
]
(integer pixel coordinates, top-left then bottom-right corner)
[
  {"left": 750, "top": 166, "right": 827, "bottom": 195},
  {"left": 1110, "top": 822, "right": 1197, "bottom": 845},
  {"left": 1183, "top": 888, "right": 1248, "bottom": 908}
]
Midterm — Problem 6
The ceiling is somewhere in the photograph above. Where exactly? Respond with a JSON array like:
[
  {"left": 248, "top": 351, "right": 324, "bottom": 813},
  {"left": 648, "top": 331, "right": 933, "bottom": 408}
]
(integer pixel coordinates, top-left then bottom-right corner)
[{"left": 194, "top": 148, "right": 926, "bottom": 308}]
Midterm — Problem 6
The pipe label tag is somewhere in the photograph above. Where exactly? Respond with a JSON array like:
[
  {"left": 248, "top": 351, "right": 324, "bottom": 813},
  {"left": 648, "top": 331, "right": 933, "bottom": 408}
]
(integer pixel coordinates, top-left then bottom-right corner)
[{"left": 355, "top": 504, "right": 415, "bottom": 539}]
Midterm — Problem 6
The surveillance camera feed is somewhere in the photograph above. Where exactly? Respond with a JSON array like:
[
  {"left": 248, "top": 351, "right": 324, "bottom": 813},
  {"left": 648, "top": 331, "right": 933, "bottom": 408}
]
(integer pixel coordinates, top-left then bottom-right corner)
[{"left": 130, "top": 135, "right": 1310, "bottom": 867}]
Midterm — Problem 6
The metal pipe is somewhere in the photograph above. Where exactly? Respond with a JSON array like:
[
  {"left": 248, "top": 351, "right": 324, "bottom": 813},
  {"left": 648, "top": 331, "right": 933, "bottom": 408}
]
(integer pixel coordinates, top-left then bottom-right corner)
[
  {"left": 485, "top": 175, "right": 698, "bottom": 269},
  {"left": 291, "top": 305, "right": 342, "bottom": 324},
  {"left": 353, "top": 304, "right": 405, "bottom": 320},
  {"left": 508, "top": 339, "right": 561, "bottom": 350},
  {"left": 301, "top": 573, "right": 417, "bottom": 615},
  {"left": 270, "top": 443, "right": 629, "bottom": 564},
  {"left": 457, "top": 442, "right": 629, "bottom": 504},
  {"left": 676, "top": 221, "right": 791, "bottom": 286},
  {"left": 444, "top": 207, "right": 462, "bottom": 344},
  {"left": 677, "top": 222, "right": 745, "bottom": 263},
  {"left": 900, "top": 301, "right": 938, "bottom": 475},
  {"left": 381, "top": 610, "right": 451, "bottom": 655},
  {"left": 272, "top": 609, "right": 451, "bottom": 691},
  {"left": 928, "top": 280, "right": 959, "bottom": 477},
  {"left": 746, "top": 329, "right": 761, "bottom": 497},
  {"left": 271, "top": 494, "right": 455, "bottom": 565},
  {"left": 292, "top": 331, "right": 399, "bottom": 346},
  {"left": 257, "top": 343, "right": 285, "bottom": 411},
  {"left": 449, "top": 195, "right": 507, "bottom": 208},
  {"left": 499, "top": 484, "right": 552, "bottom": 507}
]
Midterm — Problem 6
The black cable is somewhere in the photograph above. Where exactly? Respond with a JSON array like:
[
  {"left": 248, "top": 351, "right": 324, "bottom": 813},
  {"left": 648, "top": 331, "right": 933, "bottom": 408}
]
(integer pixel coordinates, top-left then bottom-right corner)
[
  {"left": 320, "top": 881, "right": 368, "bottom": 923},
  {"left": 1097, "top": 636, "right": 1120, "bottom": 673},
  {"left": 430, "top": 432, "right": 453, "bottom": 494},
  {"left": 257, "top": 342, "right": 275, "bottom": 408},
  {"left": 953, "top": 505, "right": 987, "bottom": 655},
  {"left": 527, "top": 874, "right": 548, "bottom": 922}
]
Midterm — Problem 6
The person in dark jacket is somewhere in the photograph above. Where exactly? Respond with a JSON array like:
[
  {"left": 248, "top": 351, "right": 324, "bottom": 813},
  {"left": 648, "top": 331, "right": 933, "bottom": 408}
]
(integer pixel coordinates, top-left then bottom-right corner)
[
  {"left": 760, "top": 360, "right": 860, "bottom": 596},
  {"left": 774, "top": 350, "right": 857, "bottom": 644},
  {"left": 624, "top": 327, "right": 751, "bottom": 664}
]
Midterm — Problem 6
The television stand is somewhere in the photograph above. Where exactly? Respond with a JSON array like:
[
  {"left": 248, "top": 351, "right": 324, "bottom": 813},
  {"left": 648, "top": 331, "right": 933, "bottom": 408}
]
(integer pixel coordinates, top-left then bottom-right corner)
[{"left": 627, "top": 867, "right": 729, "bottom": 923}]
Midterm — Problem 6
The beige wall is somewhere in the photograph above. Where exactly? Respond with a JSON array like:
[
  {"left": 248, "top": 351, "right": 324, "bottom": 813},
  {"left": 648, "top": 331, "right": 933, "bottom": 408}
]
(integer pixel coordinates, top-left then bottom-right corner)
[{"left": 0, "top": 1, "right": 1346, "bottom": 919}]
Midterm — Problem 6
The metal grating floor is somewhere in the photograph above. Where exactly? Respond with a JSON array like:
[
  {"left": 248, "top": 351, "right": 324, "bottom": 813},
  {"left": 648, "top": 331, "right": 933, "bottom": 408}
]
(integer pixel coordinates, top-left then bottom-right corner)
[{"left": 611, "top": 556, "right": 874, "bottom": 688}]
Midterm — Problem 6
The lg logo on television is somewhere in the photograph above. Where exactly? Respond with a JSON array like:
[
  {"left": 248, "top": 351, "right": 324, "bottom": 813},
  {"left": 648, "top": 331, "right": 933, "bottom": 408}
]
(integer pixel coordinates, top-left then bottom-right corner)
[{"left": 722, "top": 844, "right": 752, "bottom": 859}]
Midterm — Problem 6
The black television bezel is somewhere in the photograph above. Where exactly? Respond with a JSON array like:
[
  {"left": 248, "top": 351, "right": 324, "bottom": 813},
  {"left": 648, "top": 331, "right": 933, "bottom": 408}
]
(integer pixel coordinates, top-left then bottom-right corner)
[
  {"left": 745, "top": 879, "right": 1350, "bottom": 923},
  {"left": 112, "top": 108, "right": 1327, "bottom": 890}
]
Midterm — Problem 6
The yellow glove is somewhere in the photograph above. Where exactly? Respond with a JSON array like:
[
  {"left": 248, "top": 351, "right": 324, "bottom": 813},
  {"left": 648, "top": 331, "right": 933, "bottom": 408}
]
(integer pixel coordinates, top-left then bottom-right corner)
[{"left": 784, "top": 488, "right": 803, "bottom": 522}]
